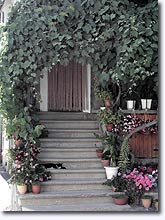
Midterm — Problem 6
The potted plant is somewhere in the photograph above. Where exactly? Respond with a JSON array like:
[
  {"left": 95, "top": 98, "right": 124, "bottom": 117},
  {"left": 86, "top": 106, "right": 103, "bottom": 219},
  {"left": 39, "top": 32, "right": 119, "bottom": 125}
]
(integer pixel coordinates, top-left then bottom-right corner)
[
  {"left": 7, "top": 142, "right": 51, "bottom": 195},
  {"left": 126, "top": 100, "right": 136, "bottom": 110},
  {"left": 96, "top": 108, "right": 120, "bottom": 132},
  {"left": 123, "top": 87, "right": 137, "bottom": 110},
  {"left": 104, "top": 174, "right": 128, "bottom": 192},
  {"left": 30, "top": 164, "right": 51, "bottom": 194},
  {"left": 16, "top": 181, "right": 28, "bottom": 194},
  {"left": 94, "top": 82, "right": 112, "bottom": 108},
  {"left": 122, "top": 166, "right": 158, "bottom": 206},
  {"left": 31, "top": 181, "right": 41, "bottom": 194},
  {"left": 7, "top": 167, "right": 28, "bottom": 194},
  {"left": 112, "top": 194, "right": 128, "bottom": 205},
  {"left": 141, "top": 98, "right": 152, "bottom": 110},
  {"left": 141, "top": 195, "right": 153, "bottom": 210},
  {"left": 102, "top": 134, "right": 119, "bottom": 179}
]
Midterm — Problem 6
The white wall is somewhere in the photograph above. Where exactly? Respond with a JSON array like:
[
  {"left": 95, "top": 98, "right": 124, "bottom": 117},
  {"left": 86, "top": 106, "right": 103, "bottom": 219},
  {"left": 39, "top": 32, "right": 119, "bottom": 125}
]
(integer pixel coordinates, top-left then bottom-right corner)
[
  {"left": 40, "top": 69, "right": 48, "bottom": 111},
  {"left": 1, "top": 0, "right": 18, "bottom": 23}
]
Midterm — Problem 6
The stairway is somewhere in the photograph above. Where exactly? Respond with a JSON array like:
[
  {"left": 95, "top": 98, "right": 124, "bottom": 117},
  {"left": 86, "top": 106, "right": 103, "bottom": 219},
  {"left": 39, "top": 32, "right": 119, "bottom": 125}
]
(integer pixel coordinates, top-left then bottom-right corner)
[{"left": 18, "top": 112, "right": 132, "bottom": 211}]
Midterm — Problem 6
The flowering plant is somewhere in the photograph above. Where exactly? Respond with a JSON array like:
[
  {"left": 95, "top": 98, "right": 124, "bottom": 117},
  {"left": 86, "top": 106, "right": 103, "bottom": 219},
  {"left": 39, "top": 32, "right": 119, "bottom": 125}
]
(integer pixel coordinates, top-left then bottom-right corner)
[
  {"left": 7, "top": 141, "right": 51, "bottom": 186},
  {"left": 122, "top": 165, "right": 158, "bottom": 204},
  {"left": 140, "top": 119, "right": 158, "bottom": 134},
  {"left": 113, "top": 115, "right": 158, "bottom": 134},
  {"left": 113, "top": 114, "right": 141, "bottom": 134},
  {"left": 104, "top": 172, "right": 128, "bottom": 192}
]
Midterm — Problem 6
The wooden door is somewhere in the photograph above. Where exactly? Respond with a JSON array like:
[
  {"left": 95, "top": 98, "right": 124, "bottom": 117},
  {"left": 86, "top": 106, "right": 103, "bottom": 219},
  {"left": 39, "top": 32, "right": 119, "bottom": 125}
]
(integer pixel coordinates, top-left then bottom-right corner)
[{"left": 48, "top": 60, "right": 86, "bottom": 111}]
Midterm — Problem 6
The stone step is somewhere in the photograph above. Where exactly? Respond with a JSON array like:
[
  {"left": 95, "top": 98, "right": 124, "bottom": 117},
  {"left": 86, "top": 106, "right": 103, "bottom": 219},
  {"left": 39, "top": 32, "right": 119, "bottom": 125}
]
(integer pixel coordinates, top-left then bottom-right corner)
[
  {"left": 37, "top": 112, "right": 97, "bottom": 120},
  {"left": 41, "top": 179, "right": 107, "bottom": 192},
  {"left": 48, "top": 168, "right": 106, "bottom": 180},
  {"left": 18, "top": 189, "right": 115, "bottom": 207},
  {"left": 22, "top": 202, "right": 132, "bottom": 211},
  {"left": 41, "top": 158, "right": 102, "bottom": 169},
  {"left": 40, "top": 138, "right": 102, "bottom": 148},
  {"left": 48, "top": 129, "right": 99, "bottom": 138},
  {"left": 39, "top": 147, "right": 99, "bottom": 159},
  {"left": 41, "top": 120, "right": 99, "bottom": 129}
]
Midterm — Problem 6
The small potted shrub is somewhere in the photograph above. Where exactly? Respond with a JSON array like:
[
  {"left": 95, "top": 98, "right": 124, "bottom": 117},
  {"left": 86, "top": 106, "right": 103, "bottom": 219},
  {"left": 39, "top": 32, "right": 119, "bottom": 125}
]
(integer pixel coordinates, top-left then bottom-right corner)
[
  {"left": 102, "top": 135, "right": 119, "bottom": 179},
  {"left": 94, "top": 83, "right": 112, "bottom": 108},
  {"left": 96, "top": 108, "right": 120, "bottom": 132}
]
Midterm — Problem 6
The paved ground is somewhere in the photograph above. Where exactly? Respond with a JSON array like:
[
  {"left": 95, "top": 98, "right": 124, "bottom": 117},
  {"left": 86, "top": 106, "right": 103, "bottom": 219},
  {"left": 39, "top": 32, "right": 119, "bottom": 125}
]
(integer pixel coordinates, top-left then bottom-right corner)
[
  {"left": 0, "top": 165, "right": 11, "bottom": 211},
  {"left": 0, "top": 164, "right": 157, "bottom": 212}
]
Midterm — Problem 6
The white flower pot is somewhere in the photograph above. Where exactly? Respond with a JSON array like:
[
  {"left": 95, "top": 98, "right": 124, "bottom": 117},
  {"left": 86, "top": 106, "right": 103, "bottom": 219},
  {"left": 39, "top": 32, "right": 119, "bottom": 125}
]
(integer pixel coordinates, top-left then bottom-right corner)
[
  {"left": 147, "top": 99, "right": 152, "bottom": 109},
  {"left": 141, "top": 99, "right": 147, "bottom": 109},
  {"left": 100, "top": 107, "right": 106, "bottom": 110},
  {"left": 127, "top": 100, "right": 136, "bottom": 110},
  {"left": 141, "top": 99, "right": 152, "bottom": 109},
  {"left": 104, "top": 166, "right": 119, "bottom": 180}
]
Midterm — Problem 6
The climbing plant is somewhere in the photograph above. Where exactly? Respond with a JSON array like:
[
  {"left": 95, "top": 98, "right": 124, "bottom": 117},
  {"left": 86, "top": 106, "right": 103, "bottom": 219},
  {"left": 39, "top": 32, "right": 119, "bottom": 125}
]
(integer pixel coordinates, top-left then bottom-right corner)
[{"left": 0, "top": 0, "right": 158, "bottom": 181}]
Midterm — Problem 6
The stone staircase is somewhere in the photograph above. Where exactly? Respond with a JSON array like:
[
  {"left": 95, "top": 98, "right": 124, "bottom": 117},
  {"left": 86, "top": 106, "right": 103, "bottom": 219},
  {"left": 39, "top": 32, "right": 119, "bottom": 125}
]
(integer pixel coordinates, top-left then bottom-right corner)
[{"left": 18, "top": 112, "right": 132, "bottom": 211}]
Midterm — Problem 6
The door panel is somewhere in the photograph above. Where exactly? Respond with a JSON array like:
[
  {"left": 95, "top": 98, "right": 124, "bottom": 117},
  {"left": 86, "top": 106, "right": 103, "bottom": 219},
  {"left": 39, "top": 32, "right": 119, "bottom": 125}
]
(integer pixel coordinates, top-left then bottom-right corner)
[{"left": 48, "top": 60, "right": 85, "bottom": 111}]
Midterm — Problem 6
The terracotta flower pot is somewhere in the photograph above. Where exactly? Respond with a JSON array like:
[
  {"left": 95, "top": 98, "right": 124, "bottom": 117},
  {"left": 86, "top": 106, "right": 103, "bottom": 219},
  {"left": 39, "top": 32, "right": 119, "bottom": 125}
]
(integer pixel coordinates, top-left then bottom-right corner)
[
  {"left": 104, "top": 99, "right": 111, "bottom": 107},
  {"left": 17, "top": 185, "right": 27, "bottom": 194},
  {"left": 15, "top": 139, "right": 22, "bottom": 146},
  {"left": 96, "top": 149, "right": 103, "bottom": 158},
  {"left": 112, "top": 195, "right": 128, "bottom": 205},
  {"left": 141, "top": 196, "right": 152, "bottom": 209},
  {"left": 32, "top": 184, "right": 41, "bottom": 194},
  {"left": 106, "top": 124, "right": 113, "bottom": 131},
  {"left": 101, "top": 159, "right": 109, "bottom": 167}
]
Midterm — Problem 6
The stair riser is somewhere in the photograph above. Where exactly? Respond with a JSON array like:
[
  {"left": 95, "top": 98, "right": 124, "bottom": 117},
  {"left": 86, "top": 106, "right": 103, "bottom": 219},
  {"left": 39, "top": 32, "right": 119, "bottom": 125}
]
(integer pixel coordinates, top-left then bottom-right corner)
[
  {"left": 62, "top": 161, "right": 102, "bottom": 169},
  {"left": 41, "top": 184, "right": 107, "bottom": 192},
  {"left": 41, "top": 160, "right": 102, "bottom": 169},
  {"left": 19, "top": 195, "right": 113, "bottom": 206},
  {"left": 40, "top": 142, "right": 102, "bottom": 148},
  {"left": 38, "top": 113, "right": 97, "bottom": 120},
  {"left": 41, "top": 122, "right": 99, "bottom": 129},
  {"left": 48, "top": 132, "right": 99, "bottom": 138},
  {"left": 39, "top": 151, "right": 98, "bottom": 159},
  {"left": 50, "top": 172, "right": 106, "bottom": 180}
]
